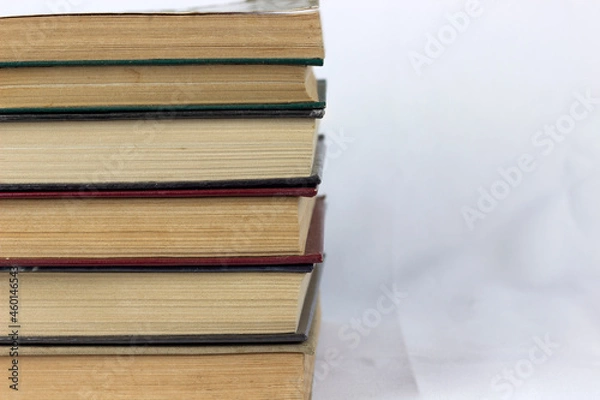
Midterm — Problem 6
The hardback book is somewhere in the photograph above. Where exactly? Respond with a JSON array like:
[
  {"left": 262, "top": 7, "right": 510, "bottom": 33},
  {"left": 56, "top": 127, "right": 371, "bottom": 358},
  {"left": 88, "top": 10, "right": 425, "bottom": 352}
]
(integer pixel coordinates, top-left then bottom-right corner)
[
  {"left": 0, "top": 306, "right": 321, "bottom": 400},
  {"left": 0, "top": 196, "right": 325, "bottom": 267},
  {"left": 0, "top": 192, "right": 325, "bottom": 259},
  {"left": 0, "top": 65, "right": 322, "bottom": 112},
  {"left": 0, "top": 132, "right": 325, "bottom": 192},
  {"left": 0, "top": 0, "right": 324, "bottom": 66},
  {"left": 0, "top": 116, "right": 324, "bottom": 188},
  {"left": 0, "top": 263, "right": 321, "bottom": 344}
]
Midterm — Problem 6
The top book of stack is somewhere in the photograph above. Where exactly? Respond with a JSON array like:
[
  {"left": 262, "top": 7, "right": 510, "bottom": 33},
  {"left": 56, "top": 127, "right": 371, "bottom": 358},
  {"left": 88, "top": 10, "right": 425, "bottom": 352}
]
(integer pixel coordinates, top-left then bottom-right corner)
[
  {"left": 0, "top": 0, "right": 324, "bottom": 113},
  {"left": 0, "top": 0, "right": 324, "bottom": 67}
]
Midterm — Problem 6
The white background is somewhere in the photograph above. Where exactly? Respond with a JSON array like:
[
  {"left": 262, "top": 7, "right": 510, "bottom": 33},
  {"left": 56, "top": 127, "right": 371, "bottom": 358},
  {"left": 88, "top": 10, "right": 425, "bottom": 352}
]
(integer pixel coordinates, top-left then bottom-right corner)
[
  {"left": 4, "top": 1, "right": 600, "bottom": 399},
  {"left": 316, "top": 1, "right": 600, "bottom": 399}
]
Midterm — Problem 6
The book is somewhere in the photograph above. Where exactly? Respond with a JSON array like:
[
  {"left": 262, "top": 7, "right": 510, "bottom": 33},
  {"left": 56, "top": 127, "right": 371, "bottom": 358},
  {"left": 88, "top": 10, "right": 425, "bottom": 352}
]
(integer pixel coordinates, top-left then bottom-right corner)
[
  {"left": 0, "top": 118, "right": 322, "bottom": 187},
  {"left": 0, "top": 305, "right": 321, "bottom": 399},
  {"left": 0, "top": 263, "right": 321, "bottom": 344},
  {"left": 0, "top": 0, "right": 324, "bottom": 67},
  {"left": 0, "top": 65, "right": 321, "bottom": 112},
  {"left": 0, "top": 192, "right": 321, "bottom": 259},
  {"left": 0, "top": 134, "right": 325, "bottom": 193},
  {"left": 0, "top": 196, "right": 325, "bottom": 267}
]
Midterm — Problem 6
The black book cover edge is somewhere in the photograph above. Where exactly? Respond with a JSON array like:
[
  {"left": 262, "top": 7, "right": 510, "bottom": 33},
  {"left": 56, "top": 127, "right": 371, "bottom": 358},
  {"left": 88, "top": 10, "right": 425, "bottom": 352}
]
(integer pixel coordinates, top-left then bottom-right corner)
[
  {"left": 0, "top": 263, "right": 323, "bottom": 346},
  {"left": 0, "top": 58, "right": 324, "bottom": 68}
]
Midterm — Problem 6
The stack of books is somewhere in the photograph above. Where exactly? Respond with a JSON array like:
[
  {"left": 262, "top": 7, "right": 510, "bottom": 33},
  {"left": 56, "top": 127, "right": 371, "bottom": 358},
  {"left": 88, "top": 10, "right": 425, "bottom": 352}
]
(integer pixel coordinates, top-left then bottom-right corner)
[{"left": 0, "top": 1, "right": 326, "bottom": 399}]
